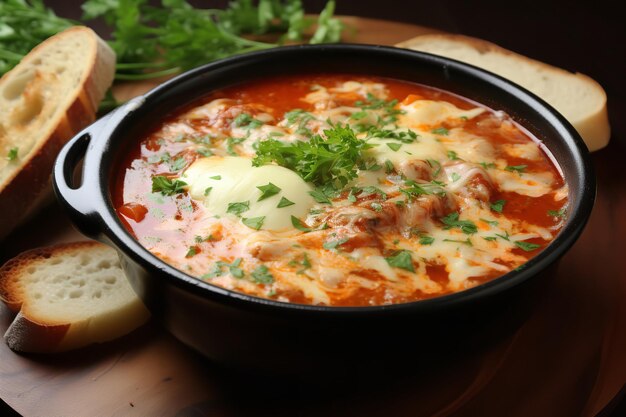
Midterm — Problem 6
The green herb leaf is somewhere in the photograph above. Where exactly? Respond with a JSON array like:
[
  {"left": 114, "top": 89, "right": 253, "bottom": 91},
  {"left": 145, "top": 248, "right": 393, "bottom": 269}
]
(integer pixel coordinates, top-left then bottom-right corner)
[
  {"left": 291, "top": 216, "right": 312, "bottom": 232},
  {"left": 443, "top": 238, "right": 473, "bottom": 246},
  {"left": 242, "top": 216, "right": 265, "bottom": 230},
  {"left": 277, "top": 197, "right": 295, "bottom": 208},
  {"left": 227, "top": 201, "right": 250, "bottom": 216},
  {"left": 386, "top": 142, "right": 402, "bottom": 152},
  {"left": 151, "top": 176, "right": 187, "bottom": 196},
  {"left": 210, "top": 175, "right": 222, "bottom": 180},
  {"left": 253, "top": 123, "right": 372, "bottom": 190},
  {"left": 170, "top": 157, "right": 186, "bottom": 172},
  {"left": 440, "top": 212, "right": 477, "bottom": 234},
  {"left": 251, "top": 265, "right": 274, "bottom": 284},
  {"left": 385, "top": 250, "right": 415, "bottom": 273},
  {"left": 490, "top": 199, "right": 506, "bottom": 213},
  {"left": 256, "top": 182, "right": 281, "bottom": 201},
  {"left": 432, "top": 127, "right": 449, "bottom": 136},
  {"left": 505, "top": 165, "right": 527, "bottom": 175},
  {"left": 547, "top": 208, "right": 567, "bottom": 218},
  {"left": 6, "top": 147, "right": 18, "bottom": 161},
  {"left": 447, "top": 150, "right": 459, "bottom": 160},
  {"left": 309, "top": 189, "right": 332, "bottom": 204},
  {"left": 480, "top": 218, "right": 499, "bottom": 226},
  {"left": 419, "top": 235, "right": 435, "bottom": 245},
  {"left": 204, "top": 187, "right": 213, "bottom": 196},
  {"left": 185, "top": 247, "right": 197, "bottom": 258},
  {"left": 323, "top": 237, "right": 349, "bottom": 250},
  {"left": 514, "top": 240, "right": 541, "bottom": 251}
]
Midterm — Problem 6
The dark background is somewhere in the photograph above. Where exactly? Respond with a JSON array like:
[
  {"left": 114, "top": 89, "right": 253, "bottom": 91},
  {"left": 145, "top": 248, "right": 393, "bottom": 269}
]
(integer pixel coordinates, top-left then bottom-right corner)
[{"left": 45, "top": 0, "right": 626, "bottom": 106}]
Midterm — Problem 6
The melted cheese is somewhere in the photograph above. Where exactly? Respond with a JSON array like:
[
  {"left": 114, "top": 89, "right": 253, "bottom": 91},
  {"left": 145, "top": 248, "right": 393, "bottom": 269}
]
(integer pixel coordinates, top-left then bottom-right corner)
[
  {"left": 399, "top": 100, "right": 485, "bottom": 128},
  {"left": 124, "top": 78, "right": 566, "bottom": 306},
  {"left": 182, "top": 156, "right": 315, "bottom": 230},
  {"left": 366, "top": 134, "right": 447, "bottom": 165}
]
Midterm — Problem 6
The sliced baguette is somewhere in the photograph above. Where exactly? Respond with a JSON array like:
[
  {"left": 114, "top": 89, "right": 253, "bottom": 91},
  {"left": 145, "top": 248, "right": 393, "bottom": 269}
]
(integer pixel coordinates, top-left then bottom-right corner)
[
  {"left": 0, "top": 26, "right": 116, "bottom": 240},
  {"left": 396, "top": 34, "right": 610, "bottom": 151},
  {"left": 0, "top": 241, "right": 150, "bottom": 353}
]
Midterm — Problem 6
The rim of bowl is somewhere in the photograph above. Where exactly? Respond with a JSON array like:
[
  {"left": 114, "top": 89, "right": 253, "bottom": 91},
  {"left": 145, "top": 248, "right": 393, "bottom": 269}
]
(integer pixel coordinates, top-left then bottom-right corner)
[{"left": 86, "top": 44, "right": 595, "bottom": 315}]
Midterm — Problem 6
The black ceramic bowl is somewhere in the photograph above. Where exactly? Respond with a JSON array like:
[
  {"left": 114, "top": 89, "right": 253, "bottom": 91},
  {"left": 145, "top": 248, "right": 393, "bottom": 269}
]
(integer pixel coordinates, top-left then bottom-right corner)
[{"left": 53, "top": 45, "right": 594, "bottom": 374}]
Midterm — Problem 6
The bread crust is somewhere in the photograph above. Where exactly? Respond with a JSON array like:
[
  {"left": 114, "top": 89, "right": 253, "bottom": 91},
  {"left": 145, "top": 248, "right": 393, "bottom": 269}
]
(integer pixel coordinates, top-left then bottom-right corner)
[
  {"left": 397, "top": 34, "right": 610, "bottom": 151},
  {"left": 0, "top": 241, "right": 150, "bottom": 353},
  {"left": 0, "top": 27, "right": 116, "bottom": 240}
]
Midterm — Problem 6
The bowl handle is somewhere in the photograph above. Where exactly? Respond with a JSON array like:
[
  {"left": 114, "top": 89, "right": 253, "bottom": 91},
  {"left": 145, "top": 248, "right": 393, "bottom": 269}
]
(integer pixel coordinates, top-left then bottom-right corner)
[{"left": 52, "top": 114, "right": 112, "bottom": 238}]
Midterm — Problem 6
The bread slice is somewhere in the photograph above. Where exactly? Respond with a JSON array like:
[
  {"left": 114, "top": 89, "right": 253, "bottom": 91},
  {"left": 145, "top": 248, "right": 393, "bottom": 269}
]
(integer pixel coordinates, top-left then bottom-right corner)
[
  {"left": 0, "top": 26, "right": 116, "bottom": 240},
  {"left": 0, "top": 241, "right": 150, "bottom": 353},
  {"left": 396, "top": 34, "right": 610, "bottom": 151}
]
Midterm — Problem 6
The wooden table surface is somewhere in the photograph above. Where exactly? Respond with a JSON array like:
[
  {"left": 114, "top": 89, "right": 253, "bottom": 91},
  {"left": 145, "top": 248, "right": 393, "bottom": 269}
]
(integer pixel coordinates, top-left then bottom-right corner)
[{"left": 1, "top": 15, "right": 626, "bottom": 417}]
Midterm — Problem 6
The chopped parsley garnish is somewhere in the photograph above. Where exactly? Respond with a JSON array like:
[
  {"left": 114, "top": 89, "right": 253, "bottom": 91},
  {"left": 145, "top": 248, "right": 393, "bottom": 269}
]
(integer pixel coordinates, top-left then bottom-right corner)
[
  {"left": 371, "top": 202, "right": 383, "bottom": 211},
  {"left": 432, "top": 127, "right": 449, "bottom": 136},
  {"left": 547, "top": 208, "right": 567, "bottom": 218},
  {"left": 289, "top": 252, "right": 312, "bottom": 274},
  {"left": 151, "top": 176, "right": 187, "bottom": 196},
  {"left": 483, "top": 236, "right": 498, "bottom": 242},
  {"left": 169, "top": 157, "right": 186, "bottom": 172},
  {"left": 426, "top": 159, "right": 442, "bottom": 176},
  {"left": 480, "top": 218, "right": 499, "bottom": 226},
  {"left": 229, "top": 258, "right": 244, "bottom": 278},
  {"left": 419, "top": 235, "right": 435, "bottom": 245},
  {"left": 251, "top": 265, "right": 274, "bottom": 284},
  {"left": 447, "top": 150, "right": 460, "bottom": 160},
  {"left": 233, "top": 113, "right": 262, "bottom": 128},
  {"left": 256, "top": 182, "right": 281, "bottom": 201},
  {"left": 358, "top": 185, "right": 387, "bottom": 199},
  {"left": 323, "top": 237, "right": 349, "bottom": 250},
  {"left": 451, "top": 172, "right": 461, "bottom": 182},
  {"left": 366, "top": 127, "right": 418, "bottom": 143},
  {"left": 479, "top": 162, "right": 496, "bottom": 169},
  {"left": 277, "top": 197, "right": 295, "bottom": 208},
  {"left": 350, "top": 110, "right": 368, "bottom": 120},
  {"left": 514, "top": 240, "right": 541, "bottom": 251},
  {"left": 203, "top": 258, "right": 244, "bottom": 279},
  {"left": 443, "top": 238, "right": 473, "bottom": 246},
  {"left": 226, "top": 201, "right": 250, "bottom": 216},
  {"left": 355, "top": 93, "right": 403, "bottom": 123},
  {"left": 495, "top": 231, "right": 510, "bottom": 241},
  {"left": 386, "top": 142, "right": 402, "bottom": 152},
  {"left": 440, "top": 212, "right": 478, "bottom": 234},
  {"left": 309, "top": 188, "right": 332, "bottom": 204},
  {"left": 226, "top": 137, "right": 246, "bottom": 156},
  {"left": 242, "top": 216, "right": 265, "bottom": 230},
  {"left": 291, "top": 216, "right": 312, "bottom": 232},
  {"left": 210, "top": 175, "right": 222, "bottom": 180},
  {"left": 384, "top": 250, "right": 415, "bottom": 273},
  {"left": 490, "top": 199, "right": 506, "bottom": 213},
  {"left": 384, "top": 159, "right": 395, "bottom": 174},
  {"left": 197, "top": 148, "right": 213, "bottom": 157},
  {"left": 204, "top": 187, "right": 212, "bottom": 196},
  {"left": 6, "top": 147, "right": 18, "bottom": 161},
  {"left": 505, "top": 165, "right": 527, "bottom": 175},
  {"left": 253, "top": 124, "right": 372, "bottom": 189},
  {"left": 185, "top": 247, "right": 197, "bottom": 258},
  {"left": 400, "top": 180, "right": 446, "bottom": 199}
]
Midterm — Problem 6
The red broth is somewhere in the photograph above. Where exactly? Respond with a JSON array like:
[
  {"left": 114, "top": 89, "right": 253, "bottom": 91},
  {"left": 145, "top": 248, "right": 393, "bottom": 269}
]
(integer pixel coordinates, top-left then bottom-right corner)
[{"left": 113, "top": 74, "right": 567, "bottom": 306}]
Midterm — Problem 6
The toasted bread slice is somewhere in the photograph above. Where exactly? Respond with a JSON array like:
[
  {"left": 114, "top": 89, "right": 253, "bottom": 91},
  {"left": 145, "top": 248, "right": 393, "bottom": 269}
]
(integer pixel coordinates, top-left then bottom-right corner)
[
  {"left": 0, "top": 241, "right": 150, "bottom": 353},
  {"left": 397, "top": 34, "right": 610, "bottom": 151},
  {"left": 0, "top": 26, "right": 116, "bottom": 240}
]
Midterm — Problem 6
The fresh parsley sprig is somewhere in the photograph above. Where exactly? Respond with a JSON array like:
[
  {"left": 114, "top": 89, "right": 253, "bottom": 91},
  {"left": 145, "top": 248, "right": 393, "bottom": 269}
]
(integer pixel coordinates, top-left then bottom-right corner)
[
  {"left": 253, "top": 123, "right": 373, "bottom": 190},
  {"left": 0, "top": 1, "right": 344, "bottom": 79}
]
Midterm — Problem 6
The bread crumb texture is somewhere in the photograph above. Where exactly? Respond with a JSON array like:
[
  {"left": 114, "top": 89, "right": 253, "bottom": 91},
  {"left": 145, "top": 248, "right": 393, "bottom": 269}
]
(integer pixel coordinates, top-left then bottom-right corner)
[{"left": 0, "top": 241, "right": 149, "bottom": 352}]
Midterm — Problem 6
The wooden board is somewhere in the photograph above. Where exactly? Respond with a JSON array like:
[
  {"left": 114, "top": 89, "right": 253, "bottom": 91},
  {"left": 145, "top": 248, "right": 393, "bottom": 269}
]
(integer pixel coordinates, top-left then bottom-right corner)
[{"left": 2, "top": 16, "right": 625, "bottom": 417}]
